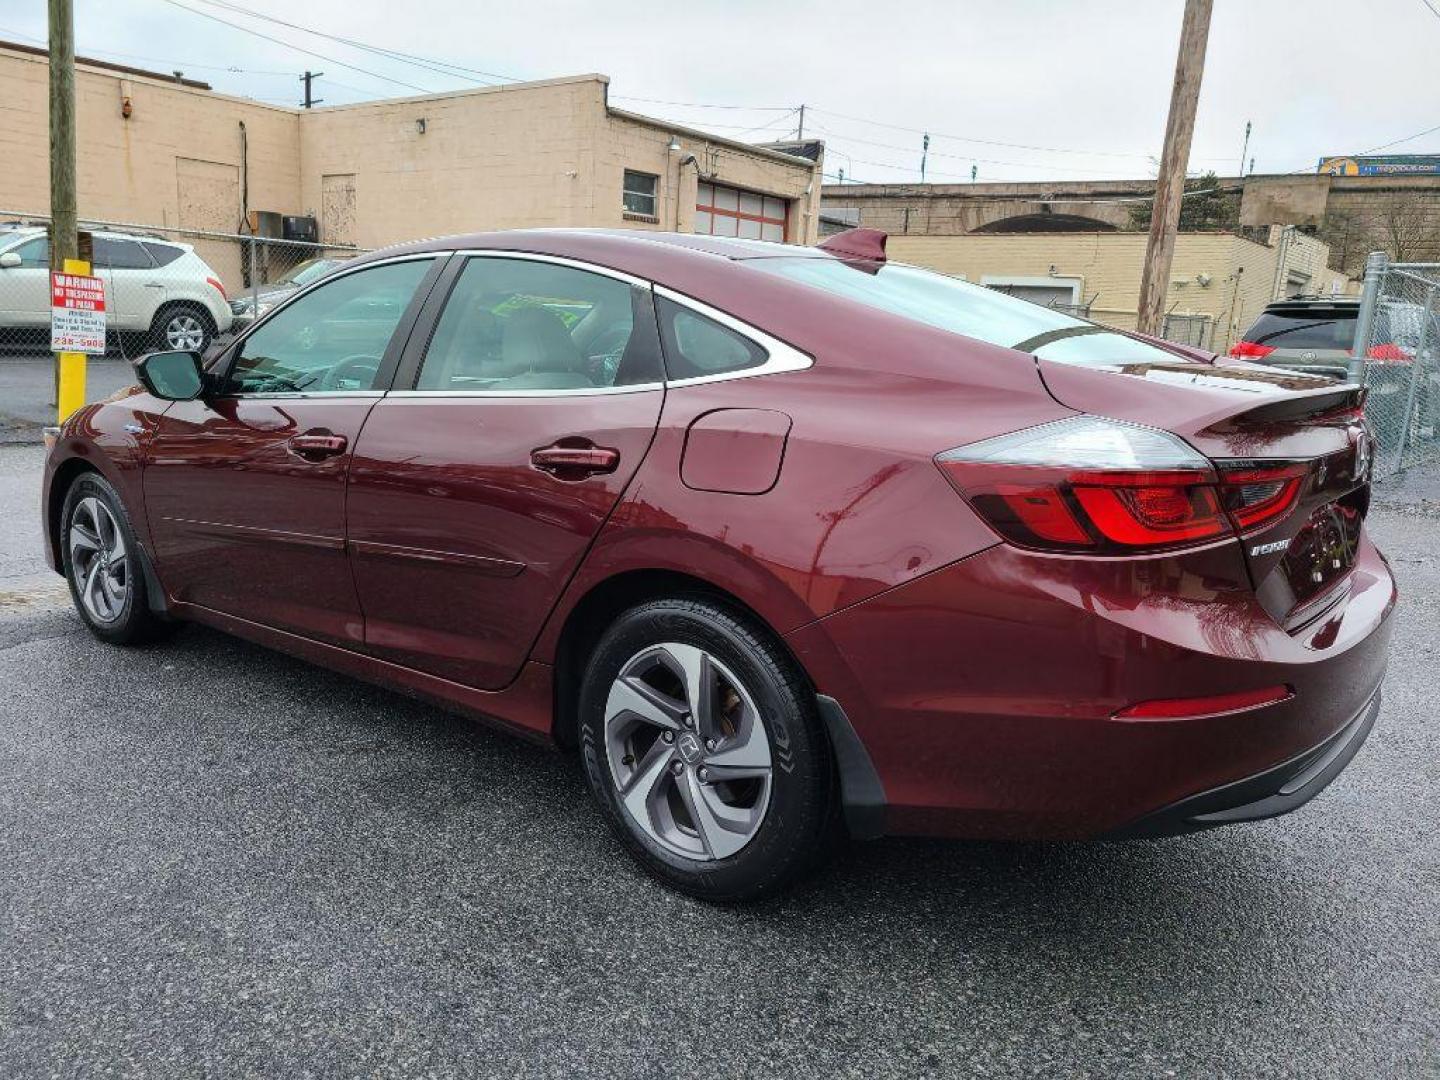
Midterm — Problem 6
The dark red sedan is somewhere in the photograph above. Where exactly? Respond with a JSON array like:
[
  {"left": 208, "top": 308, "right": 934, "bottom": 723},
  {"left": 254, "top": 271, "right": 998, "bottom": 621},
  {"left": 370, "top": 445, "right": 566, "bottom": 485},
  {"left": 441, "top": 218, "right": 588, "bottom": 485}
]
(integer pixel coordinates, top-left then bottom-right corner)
[{"left": 42, "top": 227, "right": 1395, "bottom": 901}]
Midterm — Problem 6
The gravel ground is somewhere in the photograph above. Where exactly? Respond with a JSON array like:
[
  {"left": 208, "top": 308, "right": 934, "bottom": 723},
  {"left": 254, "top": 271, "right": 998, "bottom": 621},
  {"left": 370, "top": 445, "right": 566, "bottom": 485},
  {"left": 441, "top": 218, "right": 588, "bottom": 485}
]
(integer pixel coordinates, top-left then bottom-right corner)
[{"left": 0, "top": 441, "right": 1436, "bottom": 1078}]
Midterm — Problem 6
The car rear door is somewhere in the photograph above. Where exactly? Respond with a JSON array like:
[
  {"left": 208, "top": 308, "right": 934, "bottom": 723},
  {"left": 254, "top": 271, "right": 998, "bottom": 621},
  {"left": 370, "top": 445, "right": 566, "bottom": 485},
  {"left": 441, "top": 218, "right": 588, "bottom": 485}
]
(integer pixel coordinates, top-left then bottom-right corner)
[
  {"left": 143, "top": 255, "right": 443, "bottom": 646},
  {"left": 91, "top": 236, "right": 152, "bottom": 330},
  {"left": 345, "top": 252, "right": 666, "bottom": 690}
]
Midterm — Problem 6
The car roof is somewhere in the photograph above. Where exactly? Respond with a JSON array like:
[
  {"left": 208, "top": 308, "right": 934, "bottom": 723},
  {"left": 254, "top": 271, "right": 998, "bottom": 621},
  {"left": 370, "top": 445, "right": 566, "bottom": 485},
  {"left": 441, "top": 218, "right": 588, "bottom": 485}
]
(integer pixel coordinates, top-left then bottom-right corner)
[
  {"left": 356, "top": 228, "right": 832, "bottom": 278},
  {"left": 1262, "top": 297, "right": 1359, "bottom": 313}
]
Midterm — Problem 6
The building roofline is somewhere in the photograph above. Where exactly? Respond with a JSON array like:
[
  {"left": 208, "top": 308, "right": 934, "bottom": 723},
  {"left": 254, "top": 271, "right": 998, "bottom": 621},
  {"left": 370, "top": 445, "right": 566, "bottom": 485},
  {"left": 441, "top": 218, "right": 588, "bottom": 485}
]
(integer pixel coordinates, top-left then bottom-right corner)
[
  {"left": 0, "top": 37, "right": 212, "bottom": 89},
  {"left": 608, "top": 107, "right": 821, "bottom": 170},
  {"left": 301, "top": 72, "right": 612, "bottom": 114}
]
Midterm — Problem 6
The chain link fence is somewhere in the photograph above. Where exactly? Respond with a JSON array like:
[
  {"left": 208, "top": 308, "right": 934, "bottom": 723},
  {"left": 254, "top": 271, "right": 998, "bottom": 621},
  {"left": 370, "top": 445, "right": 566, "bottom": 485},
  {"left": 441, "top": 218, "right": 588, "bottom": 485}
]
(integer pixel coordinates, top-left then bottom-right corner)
[
  {"left": 1162, "top": 312, "right": 1214, "bottom": 351},
  {"left": 1350, "top": 253, "right": 1440, "bottom": 480},
  {"left": 0, "top": 210, "right": 367, "bottom": 363}
]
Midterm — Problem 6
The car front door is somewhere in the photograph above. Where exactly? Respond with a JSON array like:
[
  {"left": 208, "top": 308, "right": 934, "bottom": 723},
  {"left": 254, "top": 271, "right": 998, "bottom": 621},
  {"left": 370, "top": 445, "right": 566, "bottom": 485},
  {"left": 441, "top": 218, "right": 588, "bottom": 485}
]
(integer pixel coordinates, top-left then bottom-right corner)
[
  {"left": 346, "top": 253, "right": 666, "bottom": 689},
  {"left": 143, "top": 255, "right": 443, "bottom": 646}
]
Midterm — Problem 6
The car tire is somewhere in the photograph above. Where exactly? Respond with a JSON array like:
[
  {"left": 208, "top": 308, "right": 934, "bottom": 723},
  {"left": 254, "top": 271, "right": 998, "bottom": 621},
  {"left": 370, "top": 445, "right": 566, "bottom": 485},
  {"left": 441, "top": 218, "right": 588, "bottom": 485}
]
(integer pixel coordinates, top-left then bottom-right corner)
[
  {"left": 149, "top": 303, "right": 213, "bottom": 354},
  {"left": 578, "top": 597, "right": 835, "bottom": 902},
  {"left": 60, "top": 472, "right": 173, "bottom": 646}
]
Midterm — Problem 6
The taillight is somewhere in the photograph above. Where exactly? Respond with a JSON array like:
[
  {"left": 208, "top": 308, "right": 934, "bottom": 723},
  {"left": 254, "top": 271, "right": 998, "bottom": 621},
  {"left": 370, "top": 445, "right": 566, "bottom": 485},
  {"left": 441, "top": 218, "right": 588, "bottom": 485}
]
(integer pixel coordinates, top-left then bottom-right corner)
[
  {"left": 937, "top": 417, "right": 1226, "bottom": 554},
  {"left": 1216, "top": 462, "right": 1306, "bottom": 532},
  {"left": 1366, "top": 342, "right": 1409, "bottom": 362},
  {"left": 205, "top": 275, "right": 227, "bottom": 300},
  {"left": 937, "top": 417, "right": 1311, "bottom": 555},
  {"left": 1229, "top": 341, "right": 1275, "bottom": 359}
]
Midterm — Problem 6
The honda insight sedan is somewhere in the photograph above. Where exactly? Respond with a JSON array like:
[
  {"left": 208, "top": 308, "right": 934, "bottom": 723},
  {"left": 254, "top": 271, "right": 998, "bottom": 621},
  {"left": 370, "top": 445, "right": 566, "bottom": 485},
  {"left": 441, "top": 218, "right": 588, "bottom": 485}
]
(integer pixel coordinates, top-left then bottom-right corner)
[{"left": 41, "top": 227, "right": 1395, "bottom": 901}]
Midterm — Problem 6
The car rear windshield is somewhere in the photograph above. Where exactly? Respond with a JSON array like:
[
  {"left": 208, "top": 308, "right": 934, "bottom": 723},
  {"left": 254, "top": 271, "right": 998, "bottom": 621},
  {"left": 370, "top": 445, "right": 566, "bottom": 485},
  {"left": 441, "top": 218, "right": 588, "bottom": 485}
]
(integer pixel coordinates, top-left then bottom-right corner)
[
  {"left": 1242, "top": 309, "right": 1356, "bottom": 350},
  {"left": 749, "top": 257, "right": 1186, "bottom": 367}
]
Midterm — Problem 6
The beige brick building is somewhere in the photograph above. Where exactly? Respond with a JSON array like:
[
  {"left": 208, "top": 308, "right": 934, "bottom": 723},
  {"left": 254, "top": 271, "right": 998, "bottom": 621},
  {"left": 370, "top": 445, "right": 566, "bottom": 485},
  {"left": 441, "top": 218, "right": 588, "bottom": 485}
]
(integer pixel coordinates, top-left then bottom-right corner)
[
  {"left": 0, "top": 40, "right": 822, "bottom": 288},
  {"left": 886, "top": 228, "right": 1352, "bottom": 353}
]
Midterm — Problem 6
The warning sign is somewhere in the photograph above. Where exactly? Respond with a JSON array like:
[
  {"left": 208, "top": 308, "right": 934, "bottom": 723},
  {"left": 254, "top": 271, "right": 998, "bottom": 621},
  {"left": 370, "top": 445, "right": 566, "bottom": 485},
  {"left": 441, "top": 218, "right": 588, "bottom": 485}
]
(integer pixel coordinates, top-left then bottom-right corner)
[{"left": 50, "top": 271, "right": 107, "bottom": 355}]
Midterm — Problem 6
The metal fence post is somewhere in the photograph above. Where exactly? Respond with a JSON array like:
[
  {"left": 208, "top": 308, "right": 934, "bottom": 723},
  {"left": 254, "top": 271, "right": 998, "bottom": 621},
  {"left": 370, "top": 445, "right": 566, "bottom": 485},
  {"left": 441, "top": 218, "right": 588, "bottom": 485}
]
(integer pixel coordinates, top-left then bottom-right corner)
[
  {"left": 249, "top": 234, "right": 259, "bottom": 313},
  {"left": 1349, "top": 250, "right": 1387, "bottom": 383},
  {"left": 1390, "top": 282, "right": 1438, "bottom": 476}
]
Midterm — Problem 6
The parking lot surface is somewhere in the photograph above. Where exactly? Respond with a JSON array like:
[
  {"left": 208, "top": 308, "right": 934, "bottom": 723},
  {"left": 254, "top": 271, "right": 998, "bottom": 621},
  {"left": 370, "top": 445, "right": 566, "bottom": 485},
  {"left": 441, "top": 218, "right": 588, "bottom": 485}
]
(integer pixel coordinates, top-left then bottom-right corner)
[{"left": 0, "top": 440, "right": 1436, "bottom": 1078}]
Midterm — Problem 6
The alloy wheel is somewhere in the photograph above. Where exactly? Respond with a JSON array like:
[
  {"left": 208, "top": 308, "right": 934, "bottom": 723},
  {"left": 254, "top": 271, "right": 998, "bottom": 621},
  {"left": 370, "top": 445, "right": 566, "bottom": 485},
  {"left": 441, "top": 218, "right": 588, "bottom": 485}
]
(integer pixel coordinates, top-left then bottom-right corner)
[
  {"left": 604, "top": 642, "right": 773, "bottom": 861},
  {"left": 164, "top": 312, "right": 206, "bottom": 351},
  {"left": 69, "top": 496, "right": 129, "bottom": 625}
]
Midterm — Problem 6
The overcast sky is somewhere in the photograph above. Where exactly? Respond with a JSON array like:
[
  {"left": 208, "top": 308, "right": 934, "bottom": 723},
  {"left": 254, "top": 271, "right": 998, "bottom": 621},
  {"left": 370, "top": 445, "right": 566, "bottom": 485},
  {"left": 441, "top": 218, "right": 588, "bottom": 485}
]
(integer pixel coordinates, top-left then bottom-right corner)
[{"left": 4, "top": 0, "right": 1438, "bottom": 184}]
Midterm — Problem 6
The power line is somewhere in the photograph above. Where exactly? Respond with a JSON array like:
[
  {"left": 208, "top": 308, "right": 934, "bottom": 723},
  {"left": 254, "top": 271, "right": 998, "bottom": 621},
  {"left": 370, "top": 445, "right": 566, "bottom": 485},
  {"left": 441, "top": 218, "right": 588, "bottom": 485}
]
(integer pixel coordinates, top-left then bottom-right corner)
[
  {"left": 156, "top": 0, "right": 434, "bottom": 93},
  {"left": 806, "top": 104, "right": 1163, "bottom": 161},
  {"left": 1418, "top": 0, "right": 1440, "bottom": 21},
  {"left": 187, "top": 0, "right": 520, "bottom": 86}
]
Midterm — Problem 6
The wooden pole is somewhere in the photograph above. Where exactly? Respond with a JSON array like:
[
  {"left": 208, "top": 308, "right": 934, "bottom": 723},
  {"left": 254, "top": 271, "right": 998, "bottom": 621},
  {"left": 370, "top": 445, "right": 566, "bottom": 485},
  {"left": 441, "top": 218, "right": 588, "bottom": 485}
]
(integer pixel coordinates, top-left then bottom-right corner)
[
  {"left": 50, "top": 0, "right": 84, "bottom": 420},
  {"left": 1136, "top": 0, "right": 1212, "bottom": 337}
]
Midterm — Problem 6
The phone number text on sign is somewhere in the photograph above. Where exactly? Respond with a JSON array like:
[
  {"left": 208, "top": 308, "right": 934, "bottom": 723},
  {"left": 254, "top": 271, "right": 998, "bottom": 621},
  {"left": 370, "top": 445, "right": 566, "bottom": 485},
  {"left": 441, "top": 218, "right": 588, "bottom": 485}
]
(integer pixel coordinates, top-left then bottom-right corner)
[{"left": 50, "top": 271, "right": 108, "bottom": 355}]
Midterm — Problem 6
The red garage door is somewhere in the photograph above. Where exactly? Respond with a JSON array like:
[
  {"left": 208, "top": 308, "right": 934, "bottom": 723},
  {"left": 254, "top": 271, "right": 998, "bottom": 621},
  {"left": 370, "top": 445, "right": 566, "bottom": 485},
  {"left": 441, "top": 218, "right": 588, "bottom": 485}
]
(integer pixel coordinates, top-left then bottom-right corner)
[{"left": 695, "top": 183, "right": 788, "bottom": 242}]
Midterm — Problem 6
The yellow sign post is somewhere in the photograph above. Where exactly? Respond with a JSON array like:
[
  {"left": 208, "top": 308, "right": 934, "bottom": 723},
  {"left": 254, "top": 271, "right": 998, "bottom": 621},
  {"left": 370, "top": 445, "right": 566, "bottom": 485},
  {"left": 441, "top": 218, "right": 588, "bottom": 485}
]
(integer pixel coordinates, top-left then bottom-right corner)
[{"left": 53, "top": 256, "right": 96, "bottom": 423}]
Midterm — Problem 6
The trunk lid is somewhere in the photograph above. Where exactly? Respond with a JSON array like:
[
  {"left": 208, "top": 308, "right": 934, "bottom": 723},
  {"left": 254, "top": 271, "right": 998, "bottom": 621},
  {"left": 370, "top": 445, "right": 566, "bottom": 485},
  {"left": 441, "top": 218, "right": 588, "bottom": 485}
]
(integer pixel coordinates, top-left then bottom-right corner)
[{"left": 1037, "top": 357, "right": 1374, "bottom": 627}]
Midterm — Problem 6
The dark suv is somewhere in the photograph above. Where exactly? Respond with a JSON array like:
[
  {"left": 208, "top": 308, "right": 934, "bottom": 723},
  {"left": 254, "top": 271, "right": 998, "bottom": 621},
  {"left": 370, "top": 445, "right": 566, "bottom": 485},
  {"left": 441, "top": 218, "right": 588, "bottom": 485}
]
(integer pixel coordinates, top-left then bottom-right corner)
[{"left": 1230, "top": 298, "right": 1361, "bottom": 379}]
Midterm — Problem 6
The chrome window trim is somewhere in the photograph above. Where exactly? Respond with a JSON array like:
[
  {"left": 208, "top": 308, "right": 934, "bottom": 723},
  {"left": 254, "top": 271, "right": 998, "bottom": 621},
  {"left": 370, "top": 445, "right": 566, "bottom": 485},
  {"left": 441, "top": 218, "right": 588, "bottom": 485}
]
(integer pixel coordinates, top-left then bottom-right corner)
[
  {"left": 387, "top": 383, "right": 664, "bottom": 400},
  {"left": 453, "top": 248, "right": 651, "bottom": 290},
  {"left": 653, "top": 285, "right": 813, "bottom": 386},
  {"left": 213, "top": 390, "right": 386, "bottom": 401}
]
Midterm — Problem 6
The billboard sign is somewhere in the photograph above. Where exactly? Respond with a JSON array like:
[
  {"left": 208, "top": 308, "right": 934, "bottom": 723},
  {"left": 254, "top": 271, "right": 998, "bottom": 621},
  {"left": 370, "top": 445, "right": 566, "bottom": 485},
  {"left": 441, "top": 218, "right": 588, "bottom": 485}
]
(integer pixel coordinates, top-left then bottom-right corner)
[{"left": 1318, "top": 155, "right": 1440, "bottom": 177}]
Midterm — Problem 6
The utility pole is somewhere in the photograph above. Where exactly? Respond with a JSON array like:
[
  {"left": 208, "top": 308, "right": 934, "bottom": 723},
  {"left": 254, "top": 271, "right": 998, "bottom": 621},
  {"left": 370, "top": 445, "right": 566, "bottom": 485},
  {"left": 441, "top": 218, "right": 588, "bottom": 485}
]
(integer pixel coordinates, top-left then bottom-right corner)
[
  {"left": 1239, "top": 120, "right": 1251, "bottom": 178},
  {"left": 49, "top": 0, "right": 84, "bottom": 421},
  {"left": 795, "top": 103, "right": 806, "bottom": 140},
  {"left": 49, "top": 0, "right": 76, "bottom": 273},
  {"left": 301, "top": 70, "right": 323, "bottom": 108},
  {"left": 1136, "top": 0, "right": 1213, "bottom": 336},
  {"left": 920, "top": 132, "right": 930, "bottom": 183}
]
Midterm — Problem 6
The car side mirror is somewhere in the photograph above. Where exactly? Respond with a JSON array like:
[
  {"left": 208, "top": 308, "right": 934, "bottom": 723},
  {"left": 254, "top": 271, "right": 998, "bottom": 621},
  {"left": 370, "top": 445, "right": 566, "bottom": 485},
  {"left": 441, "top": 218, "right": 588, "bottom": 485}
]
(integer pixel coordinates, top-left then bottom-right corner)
[
  {"left": 135, "top": 350, "right": 206, "bottom": 401},
  {"left": 0, "top": 252, "right": 21, "bottom": 269}
]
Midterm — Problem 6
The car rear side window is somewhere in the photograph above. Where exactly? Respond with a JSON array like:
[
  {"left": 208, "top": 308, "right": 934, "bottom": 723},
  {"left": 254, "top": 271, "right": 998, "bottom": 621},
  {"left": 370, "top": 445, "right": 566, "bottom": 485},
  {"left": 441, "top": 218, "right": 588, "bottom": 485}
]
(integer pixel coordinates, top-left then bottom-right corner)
[
  {"left": 655, "top": 296, "right": 768, "bottom": 379},
  {"left": 93, "top": 237, "right": 155, "bottom": 270},
  {"left": 752, "top": 256, "right": 1183, "bottom": 367},
  {"left": 142, "top": 242, "right": 186, "bottom": 267},
  {"left": 1243, "top": 311, "right": 1356, "bottom": 350},
  {"left": 415, "top": 257, "right": 661, "bottom": 392}
]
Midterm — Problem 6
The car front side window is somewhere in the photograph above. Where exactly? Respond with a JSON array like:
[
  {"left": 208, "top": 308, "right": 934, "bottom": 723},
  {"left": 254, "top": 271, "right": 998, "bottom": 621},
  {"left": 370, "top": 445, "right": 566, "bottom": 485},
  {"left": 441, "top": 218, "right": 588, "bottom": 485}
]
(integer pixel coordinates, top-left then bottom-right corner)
[{"left": 226, "top": 258, "right": 434, "bottom": 395}]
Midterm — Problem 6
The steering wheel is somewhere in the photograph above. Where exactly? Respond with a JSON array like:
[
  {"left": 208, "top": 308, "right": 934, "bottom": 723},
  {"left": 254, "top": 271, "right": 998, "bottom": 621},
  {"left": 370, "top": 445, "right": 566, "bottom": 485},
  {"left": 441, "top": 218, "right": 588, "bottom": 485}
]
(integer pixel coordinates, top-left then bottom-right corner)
[{"left": 319, "top": 353, "right": 382, "bottom": 392}]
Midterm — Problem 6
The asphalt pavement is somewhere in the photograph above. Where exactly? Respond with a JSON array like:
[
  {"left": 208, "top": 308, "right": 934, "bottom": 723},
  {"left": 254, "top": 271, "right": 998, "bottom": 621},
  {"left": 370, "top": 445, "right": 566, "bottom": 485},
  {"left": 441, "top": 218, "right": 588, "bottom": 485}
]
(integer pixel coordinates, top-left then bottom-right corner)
[
  {"left": 0, "top": 439, "right": 1436, "bottom": 1078},
  {"left": 0, "top": 354, "right": 137, "bottom": 442}
]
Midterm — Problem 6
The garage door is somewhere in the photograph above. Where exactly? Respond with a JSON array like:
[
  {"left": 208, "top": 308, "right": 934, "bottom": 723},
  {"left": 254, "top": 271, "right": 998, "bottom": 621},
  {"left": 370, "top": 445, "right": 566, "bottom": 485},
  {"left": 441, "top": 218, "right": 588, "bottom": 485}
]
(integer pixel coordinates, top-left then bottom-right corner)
[{"left": 695, "top": 183, "right": 787, "bottom": 242}]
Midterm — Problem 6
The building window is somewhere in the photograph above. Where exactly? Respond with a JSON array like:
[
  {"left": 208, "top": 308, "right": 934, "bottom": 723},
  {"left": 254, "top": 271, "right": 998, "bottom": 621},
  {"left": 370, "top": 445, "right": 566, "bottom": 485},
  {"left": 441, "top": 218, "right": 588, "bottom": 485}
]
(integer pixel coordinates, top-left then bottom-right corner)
[
  {"left": 695, "top": 183, "right": 787, "bottom": 243},
  {"left": 623, "top": 170, "right": 659, "bottom": 218}
]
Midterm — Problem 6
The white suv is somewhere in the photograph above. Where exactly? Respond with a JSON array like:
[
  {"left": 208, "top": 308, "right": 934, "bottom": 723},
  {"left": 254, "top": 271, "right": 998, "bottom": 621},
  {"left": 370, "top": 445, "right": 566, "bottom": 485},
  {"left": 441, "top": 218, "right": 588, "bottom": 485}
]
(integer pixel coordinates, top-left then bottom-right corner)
[{"left": 0, "top": 226, "right": 233, "bottom": 352}]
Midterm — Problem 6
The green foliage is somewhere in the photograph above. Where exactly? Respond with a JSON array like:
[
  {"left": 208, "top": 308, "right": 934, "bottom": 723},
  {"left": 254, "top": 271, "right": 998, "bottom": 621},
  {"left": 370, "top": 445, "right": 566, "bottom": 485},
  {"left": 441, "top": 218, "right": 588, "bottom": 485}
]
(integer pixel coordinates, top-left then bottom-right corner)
[{"left": 1129, "top": 172, "right": 1240, "bottom": 232}]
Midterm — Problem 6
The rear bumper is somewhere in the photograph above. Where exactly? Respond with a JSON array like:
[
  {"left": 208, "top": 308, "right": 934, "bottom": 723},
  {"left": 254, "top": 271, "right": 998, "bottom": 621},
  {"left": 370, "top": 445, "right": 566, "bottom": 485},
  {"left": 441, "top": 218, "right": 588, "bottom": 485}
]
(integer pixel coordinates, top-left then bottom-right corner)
[
  {"left": 786, "top": 532, "right": 1396, "bottom": 841},
  {"left": 1106, "top": 688, "right": 1380, "bottom": 838}
]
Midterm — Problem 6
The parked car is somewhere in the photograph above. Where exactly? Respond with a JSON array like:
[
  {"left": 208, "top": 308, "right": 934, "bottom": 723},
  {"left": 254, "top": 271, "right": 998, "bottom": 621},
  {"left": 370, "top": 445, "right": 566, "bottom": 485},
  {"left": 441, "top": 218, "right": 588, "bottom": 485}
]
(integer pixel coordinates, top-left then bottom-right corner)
[
  {"left": 228, "top": 255, "right": 351, "bottom": 330},
  {"left": 1231, "top": 296, "right": 1439, "bottom": 445},
  {"left": 41, "top": 228, "right": 1395, "bottom": 901},
  {"left": 0, "top": 226, "right": 232, "bottom": 353}
]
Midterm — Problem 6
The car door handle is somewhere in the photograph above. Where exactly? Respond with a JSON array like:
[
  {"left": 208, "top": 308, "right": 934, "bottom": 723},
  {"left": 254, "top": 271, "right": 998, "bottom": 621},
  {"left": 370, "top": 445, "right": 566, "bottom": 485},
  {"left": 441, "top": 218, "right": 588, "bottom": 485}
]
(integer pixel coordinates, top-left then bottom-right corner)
[
  {"left": 288, "top": 433, "right": 348, "bottom": 458},
  {"left": 530, "top": 442, "right": 620, "bottom": 477},
  {"left": 143, "top": 282, "right": 165, "bottom": 289}
]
